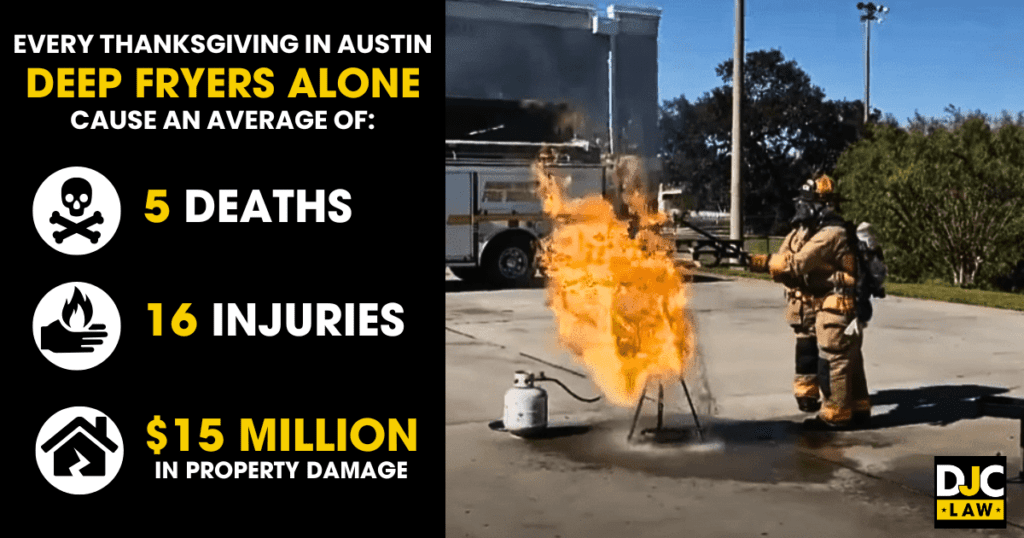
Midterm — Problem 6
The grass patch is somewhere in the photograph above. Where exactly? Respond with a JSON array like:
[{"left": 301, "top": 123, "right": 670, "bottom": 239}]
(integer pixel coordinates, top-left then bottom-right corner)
[
  {"left": 697, "top": 267, "right": 1023, "bottom": 311},
  {"left": 744, "top": 236, "right": 785, "bottom": 256},
  {"left": 884, "top": 282, "right": 1023, "bottom": 311}
]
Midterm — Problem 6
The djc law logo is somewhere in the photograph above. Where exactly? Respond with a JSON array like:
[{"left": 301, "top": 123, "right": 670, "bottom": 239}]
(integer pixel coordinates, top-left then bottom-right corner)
[{"left": 934, "top": 456, "right": 1006, "bottom": 529}]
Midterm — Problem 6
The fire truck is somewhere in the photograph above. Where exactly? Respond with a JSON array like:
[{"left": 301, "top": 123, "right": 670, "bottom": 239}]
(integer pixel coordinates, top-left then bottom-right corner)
[
  {"left": 445, "top": 136, "right": 607, "bottom": 286},
  {"left": 445, "top": 0, "right": 661, "bottom": 286}
]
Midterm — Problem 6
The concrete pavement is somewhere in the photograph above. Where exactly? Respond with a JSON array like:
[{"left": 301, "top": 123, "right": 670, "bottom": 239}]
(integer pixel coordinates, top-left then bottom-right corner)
[{"left": 446, "top": 271, "right": 1024, "bottom": 537}]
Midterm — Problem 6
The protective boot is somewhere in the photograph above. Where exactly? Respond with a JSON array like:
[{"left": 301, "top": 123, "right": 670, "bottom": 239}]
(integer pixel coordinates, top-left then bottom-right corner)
[{"left": 797, "top": 397, "right": 821, "bottom": 413}]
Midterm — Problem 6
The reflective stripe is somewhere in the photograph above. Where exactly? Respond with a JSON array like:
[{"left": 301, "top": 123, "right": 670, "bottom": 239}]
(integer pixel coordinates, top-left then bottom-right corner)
[
  {"left": 820, "top": 403, "right": 852, "bottom": 424},
  {"left": 793, "top": 375, "right": 819, "bottom": 398},
  {"left": 447, "top": 212, "right": 549, "bottom": 225},
  {"left": 822, "top": 294, "right": 855, "bottom": 314}
]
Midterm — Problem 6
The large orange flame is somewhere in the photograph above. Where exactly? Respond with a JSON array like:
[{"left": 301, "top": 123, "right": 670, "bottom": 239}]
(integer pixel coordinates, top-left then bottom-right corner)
[{"left": 536, "top": 155, "right": 694, "bottom": 407}]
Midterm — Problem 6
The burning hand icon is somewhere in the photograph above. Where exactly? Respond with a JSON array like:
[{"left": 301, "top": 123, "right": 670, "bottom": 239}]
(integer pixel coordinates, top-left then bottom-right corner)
[
  {"left": 40, "top": 319, "right": 108, "bottom": 353},
  {"left": 40, "top": 286, "right": 107, "bottom": 353},
  {"left": 34, "top": 283, "right": 120, "bottom": 371}
]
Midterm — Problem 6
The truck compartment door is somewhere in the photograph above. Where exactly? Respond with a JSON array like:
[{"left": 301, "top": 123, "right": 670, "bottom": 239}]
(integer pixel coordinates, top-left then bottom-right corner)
[{"left": 446, "top": 171, "right": 474, "bottom": 261}]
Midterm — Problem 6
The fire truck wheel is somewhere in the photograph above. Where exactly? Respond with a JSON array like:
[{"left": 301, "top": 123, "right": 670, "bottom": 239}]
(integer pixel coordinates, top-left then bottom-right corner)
[
  {"left": 694, "top": 249, "right": 722, "bottom": 267},
  {"left": 449, "top": 267, "right": 480, "bottom": 281},
  {"left": 484, "top": 237, "right": 534, "bottom": 287}
]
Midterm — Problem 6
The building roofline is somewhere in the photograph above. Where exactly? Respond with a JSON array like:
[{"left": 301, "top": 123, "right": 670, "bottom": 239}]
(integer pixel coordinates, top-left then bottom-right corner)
[
  {"left": 451, "top": 0, "right": 595, "bottom": 14},
  {"left": 449, "top": 1, "right": 662, "bottom": 19},
  {"left": 41, "top": 417, "right": 118, "bottom": 453},
  {"left": 608, "top": 4, "right": 661, "bottom": 18}
]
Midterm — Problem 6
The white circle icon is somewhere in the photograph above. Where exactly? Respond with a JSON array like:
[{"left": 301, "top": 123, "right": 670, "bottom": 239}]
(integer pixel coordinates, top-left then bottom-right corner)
[
  {"left": 33, "top": 166, "right": 121, "bottom": 255},
  {"left": 36, "top": 406, "right": 124, "bottom": 495},
  {"left": 33, "top": 282, "right": 121, "bottom": 370}
]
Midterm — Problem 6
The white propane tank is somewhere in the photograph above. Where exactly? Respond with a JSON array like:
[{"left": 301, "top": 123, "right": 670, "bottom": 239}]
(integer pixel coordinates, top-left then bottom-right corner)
[{"left": 503, "top": 371, "right": 548, "bottom": 436}]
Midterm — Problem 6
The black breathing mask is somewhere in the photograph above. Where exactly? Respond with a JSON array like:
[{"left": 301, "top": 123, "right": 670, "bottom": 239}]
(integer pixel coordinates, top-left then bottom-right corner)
[{"left": 791, "top": 196, "right": 819, "bottom": 225}]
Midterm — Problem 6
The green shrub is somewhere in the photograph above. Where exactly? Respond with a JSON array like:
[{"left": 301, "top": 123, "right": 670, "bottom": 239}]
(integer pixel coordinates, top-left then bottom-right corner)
[{"left": 834, "top": 119, "right": 1024, "bottom": 288}]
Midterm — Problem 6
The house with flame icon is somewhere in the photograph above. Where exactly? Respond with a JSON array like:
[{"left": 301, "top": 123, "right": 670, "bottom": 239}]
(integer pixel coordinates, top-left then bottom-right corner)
[{"left": 40, "top": 416, "right": 119, "bottom": 476}]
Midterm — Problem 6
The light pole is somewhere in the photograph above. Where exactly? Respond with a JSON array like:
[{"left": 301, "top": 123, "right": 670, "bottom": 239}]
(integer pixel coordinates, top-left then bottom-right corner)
[
  {"left": 856, "top": 2, "right": 889, "bottom": 124},
  {"left": 730, "top": 0, "right": 743, "bottom": 244}
]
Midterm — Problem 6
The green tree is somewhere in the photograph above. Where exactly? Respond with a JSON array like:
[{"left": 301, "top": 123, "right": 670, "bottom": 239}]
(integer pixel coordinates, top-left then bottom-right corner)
[
  {"left": 906, "top": 104, "right": 1024, "bottom": 135},
  {"left": 660, "top": 49, "right": 868, "bottom": 232},
  {"left": 836, "top": 118, "right": 1024, "bottom": 287}
]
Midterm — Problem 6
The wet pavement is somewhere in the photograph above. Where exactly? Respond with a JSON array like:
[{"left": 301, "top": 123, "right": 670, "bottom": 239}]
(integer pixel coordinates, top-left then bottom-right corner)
[{"left": 446, "top": 270, "right": 1024, "bottom": 537}]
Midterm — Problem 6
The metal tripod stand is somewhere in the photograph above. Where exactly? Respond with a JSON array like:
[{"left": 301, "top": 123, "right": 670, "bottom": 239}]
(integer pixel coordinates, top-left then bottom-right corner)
[{"left": 627, "top": 378, "right": 704, "bottom": 442}]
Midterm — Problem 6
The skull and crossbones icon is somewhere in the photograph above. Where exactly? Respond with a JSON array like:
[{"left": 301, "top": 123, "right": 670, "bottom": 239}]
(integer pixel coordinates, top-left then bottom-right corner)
[{"left": 50, "top": 177, "right": 104, "bottom": 244}]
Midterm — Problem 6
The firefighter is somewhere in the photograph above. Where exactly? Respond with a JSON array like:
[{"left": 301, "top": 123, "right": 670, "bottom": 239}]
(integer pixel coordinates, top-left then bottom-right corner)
[{"left": 749, "top": 174, "right": 871, "bottom": 429}]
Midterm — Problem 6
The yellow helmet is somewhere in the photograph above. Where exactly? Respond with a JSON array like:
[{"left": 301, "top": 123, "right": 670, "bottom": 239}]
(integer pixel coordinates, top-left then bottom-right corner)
[
  {"left": 797, "top": 174, "right": 838, "bottom": 203},
  {"left": 815, "top": 175, "right": 835, "bottom": 195}
]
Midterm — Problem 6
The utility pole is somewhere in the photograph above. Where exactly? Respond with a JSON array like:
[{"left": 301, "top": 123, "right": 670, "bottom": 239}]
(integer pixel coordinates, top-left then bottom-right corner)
[
  {"left": 730, "top": 0, "right": 743, "bottom": 243},
  {"left": 857, "top": 2, "right": 889, "bottom": 124}
]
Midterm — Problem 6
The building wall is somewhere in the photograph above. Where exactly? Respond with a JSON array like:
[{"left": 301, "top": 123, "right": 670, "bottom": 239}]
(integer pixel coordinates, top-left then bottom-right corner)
[
  {"left": 611, "top": 7, "right": 660, "bottom": 163},
  {"left": 445, "top": 0, "right": 661, "bottom": 166}
]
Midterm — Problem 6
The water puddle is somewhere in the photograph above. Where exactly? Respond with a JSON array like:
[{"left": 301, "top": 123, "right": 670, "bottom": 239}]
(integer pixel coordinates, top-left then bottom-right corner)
[{"left": 516, "top": 416, "right": 894, "bottom": 484}]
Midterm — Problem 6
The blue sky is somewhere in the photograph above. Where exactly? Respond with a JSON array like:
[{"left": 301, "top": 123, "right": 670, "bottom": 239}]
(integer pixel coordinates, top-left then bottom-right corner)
[{"left": 611, "top": 0, "right": 1023, "bottom": 124}]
